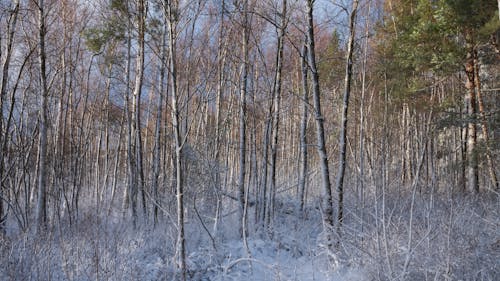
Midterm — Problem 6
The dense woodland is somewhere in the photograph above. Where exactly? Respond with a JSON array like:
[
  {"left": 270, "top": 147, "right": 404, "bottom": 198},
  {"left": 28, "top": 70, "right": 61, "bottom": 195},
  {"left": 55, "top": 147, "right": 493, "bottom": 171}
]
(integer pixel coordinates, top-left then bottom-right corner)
[{"left": 0, "top": 0, "right": 499, "bottom": 280}]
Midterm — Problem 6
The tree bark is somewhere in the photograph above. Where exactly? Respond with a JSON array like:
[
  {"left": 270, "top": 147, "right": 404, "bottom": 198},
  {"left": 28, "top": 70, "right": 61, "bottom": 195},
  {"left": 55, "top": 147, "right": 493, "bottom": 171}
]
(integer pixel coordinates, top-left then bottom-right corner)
[
  {"left": 152, "top": 21, "right": 167, "bottom": 226},
  {"left": 268, "top": 0, "right": 287, "bottom": 230},
  {"left": 36, "top": 0, "right": 49, "bottom": 232},
  {"left": 0, "top": 0, "right": 20, "bottom": 232},
  {"left": 213, "top": 0, "right": 226, "bottom": 237},
  {"left": 238, "top": 0, "right": 250, "bottom": 248},
  {"left": 306, "top": 0, "right": 335, "bottom": 252},
  {"left": 298, "top": 41, "right": 309, "bottom": 214},
  {"left": 473, "top": 56, "right": 498, "bottom": 190},
  {"left": 335, "top": 0, "right": 358, "bottom": 235},
  {"left": 165, "top": 1, "right": 186, "bottom": 279},
  {"left": 464, "top": 31, "right": 479, "bottom": 193},
  {"left": 123, "top": 2, "right": 137, "bottom": 223},
  {"left": 134, "top": 0, "right": 147, "bottom": 220}
]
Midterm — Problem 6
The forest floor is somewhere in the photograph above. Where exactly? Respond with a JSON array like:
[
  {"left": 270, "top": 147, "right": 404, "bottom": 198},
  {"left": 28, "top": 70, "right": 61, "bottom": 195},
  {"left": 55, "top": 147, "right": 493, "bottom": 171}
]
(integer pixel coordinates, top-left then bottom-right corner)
[{"left": 0, "top": 191, "right": 499, "bottom": 280}]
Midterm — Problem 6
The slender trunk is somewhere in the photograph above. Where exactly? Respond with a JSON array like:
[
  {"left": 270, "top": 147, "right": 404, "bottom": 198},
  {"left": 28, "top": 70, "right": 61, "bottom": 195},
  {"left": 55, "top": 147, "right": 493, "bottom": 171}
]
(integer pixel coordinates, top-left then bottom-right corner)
[
  {"left": 124, "top": 6, "right": 136, "bottom": 222},
  {"left": 260, "top": 108, "right": 271, "bottom": 227},
  {"left": 134, "top": 0, "right": 147, "bottom": 220},
  {"left": 268, "top": 0, "right": 287, "bottom": 230},
  {"left": 238, "top": 0, "right": 249, "bottom": 249},
  {"left": 54, "top": 50, "right": 66, "bottom": 220},
  {"left": 381, "top": 71, "right": 394, "bottom": 278},
  {"left": 460, "top": 93, "right": 468, "bottom": 192},
  {"left": 464, "top": 32, "right": 479, "bottom": 193},
  {"left": 0, "top": 0, "right": 20, "bottom": 232},
  {"left": 95, "top": 127, "right": 103, "bottom": 212},
  {"left": 102, "top": 63, "right": 112, "bottom": 204},
  {"left": 358, "top": 1, "right": 370, "bottom": 244},
  {"left": 213, "top": 0, "right": 226, "bottom": 236},
  {"left": 306, "top": 0, "right": 334, "bottom": 252},
  {"left": 152, "top": 22, "right": 167, "bottom": 226},
  {"left": 109, "top": 112, "right": 125, "bottom": 216},
  {"left": 335, "top": 0, "right": 358, "bottom": 235},
  {"left": 473, "top": 56, "right": 498, "bottom": 190},
  {"left": 250, "top": 70, "right": 259, "bottom": 226},
  {"left": 36, "top": 0, "right": 49, "bottom": 232},
  {"left": 298, "top": 41, "right": 309, "bottom": 213},
  {"left": 166, "top": 1, "right": 186, "bottom": 279}
]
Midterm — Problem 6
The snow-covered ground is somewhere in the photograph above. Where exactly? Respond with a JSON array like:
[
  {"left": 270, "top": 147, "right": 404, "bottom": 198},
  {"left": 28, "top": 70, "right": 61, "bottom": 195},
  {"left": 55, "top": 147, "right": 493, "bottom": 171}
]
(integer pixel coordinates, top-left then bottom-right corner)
[{"left": 0, "top": 192, "right": 498, "bottom": 280}]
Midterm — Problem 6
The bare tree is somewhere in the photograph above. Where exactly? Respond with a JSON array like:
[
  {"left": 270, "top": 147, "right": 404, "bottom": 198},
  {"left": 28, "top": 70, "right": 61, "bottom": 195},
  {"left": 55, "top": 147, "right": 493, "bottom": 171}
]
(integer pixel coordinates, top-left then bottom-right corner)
[
  {"left": 306, "top": 0, "right": 334, "bottom": 252},
  {"left": 35, "top": 0, "right": 49, "bottom": 232},
  {"left": 130, "top": 0, "right": 147, "bottom": 223},
  {"left": 213, "top": 0, "right": 227, "bottom": 237},
  {"left": 151, "top": 16, "right": 168, "bottom": 226},
  {"left": 165, "top": 0, "right": 186, "bottom": 279},
  {"left": 0, "top": 0, "right": 20, "bottom": 232},
  {"left": 268, "top": 0, "right": 287, "bottom": 230},
  {"left": 298, "top": 41, "right": 308, "bottom": 214},
  {"left": 334, "top": 0, "right": 358, "bottom": 235},
  {"left": 238, "top": 0, "right": 250, "bottom": 252}
]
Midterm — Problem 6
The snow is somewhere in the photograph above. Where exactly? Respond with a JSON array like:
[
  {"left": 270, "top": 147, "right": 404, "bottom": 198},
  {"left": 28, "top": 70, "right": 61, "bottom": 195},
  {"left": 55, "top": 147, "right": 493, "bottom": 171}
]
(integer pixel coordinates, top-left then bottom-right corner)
[{"left": 0, "top": 193, "right": 498, "bottom": 280}]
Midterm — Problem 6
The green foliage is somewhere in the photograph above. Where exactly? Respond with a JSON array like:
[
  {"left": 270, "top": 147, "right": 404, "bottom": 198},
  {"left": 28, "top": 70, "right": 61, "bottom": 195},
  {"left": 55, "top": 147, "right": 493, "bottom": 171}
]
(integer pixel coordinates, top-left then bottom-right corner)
[
  {"left": 445, "top": 0, "right": 498, "bottom": 30},
  {"left": 479, "top": 11, "right": 500, "bottom": 39},
  {"left": 376, "top": 0, "right": 499, "bottom": 104},
  {"left": 110, "top": 0, "right": 128, "bottom": 14},
  {"left": 83, "top": 1, "right": 128, "bottom": 53},
  {"left": 318, "top": 29, "right": 344, "bottom": 90},
  {"left": 392, "top": 0, "right": 463, "bottom": 75}
]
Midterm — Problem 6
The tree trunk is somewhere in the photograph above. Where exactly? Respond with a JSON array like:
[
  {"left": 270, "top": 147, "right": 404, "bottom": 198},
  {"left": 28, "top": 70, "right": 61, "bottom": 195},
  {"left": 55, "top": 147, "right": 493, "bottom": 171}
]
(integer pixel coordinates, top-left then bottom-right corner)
[
  {"left": 36, "top": 0, "right": 49, "bottom": 232},
  {"left": 306, "top": 0, "right": 335, "bottom": 252},
  {"left": 473, "top": 56, "right": 498, "bottom": 190},
  {"left": 213, "top": 0, "right": 226, "bottom": 237},
  {"left": 124, "top": 4, "right": 137, "bottom": 223},
  {"left": 335, "top": 0, "right": 358, "bottom": 236},
  {"left": 298, "top": 41, "right": 309, "bottom": 214},
  {"left": 358, "top": 0, "right": 370, "bottom": 245},
  {"left": 152, "top": 21, "right": 167, "bottom": 226},
  {"left": 238, "top": 0, "right": 250, "bottom": 249},
  {"left": 0, "top": 0, "right": 20, "bottom": 232},
  {"left": 268, "top": 0, "right": 287, "bottom": 230},
  {"left": 464, "top": 32, "right": 479, "bottom": 193},
  {"left": 166, "top": 1, "right": 186, "bottom": 279},
  {"left": 134, "top": 0, "right": 146, "bottom": 220}
]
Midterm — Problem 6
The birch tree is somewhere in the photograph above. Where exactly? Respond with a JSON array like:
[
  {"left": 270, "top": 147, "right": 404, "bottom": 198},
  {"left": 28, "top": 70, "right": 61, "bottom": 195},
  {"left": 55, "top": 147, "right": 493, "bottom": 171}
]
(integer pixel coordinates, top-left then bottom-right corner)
[
  {"left": 0, "top": 0, "right": 20, "bottom": 232},
  {"left": 165, "top": 0, "right": 186, "bottom": 279},
  {"left": 298, "top": 41, "right": 308, "bottom": 213},
  {"left": 306, "top": 0, "right": 334, "bottom": 251},
  {"left": 334, "top": 0, "right": 358, "bottom": 234},
  {"left": 35, "top": 0, "right": 49, "bottom": 232},
  {"left": 268, "top": 0, "right": 287, "bottom": 230}
]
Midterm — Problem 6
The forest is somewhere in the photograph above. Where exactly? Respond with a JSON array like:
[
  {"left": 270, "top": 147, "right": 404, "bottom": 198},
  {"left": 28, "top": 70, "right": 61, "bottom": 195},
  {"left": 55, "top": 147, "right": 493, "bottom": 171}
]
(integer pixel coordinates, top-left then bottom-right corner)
[{"left": 0, "top": 0, "right": 499, "bottom": 280}]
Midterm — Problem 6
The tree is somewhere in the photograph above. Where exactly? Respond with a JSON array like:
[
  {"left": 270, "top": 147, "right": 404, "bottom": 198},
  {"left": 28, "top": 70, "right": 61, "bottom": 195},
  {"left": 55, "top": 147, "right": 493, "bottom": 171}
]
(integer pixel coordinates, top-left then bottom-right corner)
[
  {"left": 382, "top": 0, "right": 500, "bottom": 192},
  {"left": 151, "top": 11, "right": 168, "bottom": 227},
  {"left": 306, "top": 0, "right": 335, "bottom": 253},
  {"left": 298, "top": 40, "right": 309, "bottom": 213},
  {"left": 129, "top": 0, "right": 147, "bottom": 223},
  {"left": 35, "top": 0, "right": 49, "bottom": 232},
  {"left": 0, "top": 0, "right": 20, "bottom": 233},
  {"left": 213, "top": 0, "right": 226, "bottom": 237},
  {"left": 445, "top": 0, "right": 499, "bottom": 191},
  {"left": 237, "top": 0, "right": 249, "bottom": 246},
  {"left": 165, "top": 0, "right": 186, "bottom": 279},
  {"left": 334, "top": 0, "right": 358, "bottom": 235},
  {"left": 268, "top": 0, "right": 287, "bottom": 231}
]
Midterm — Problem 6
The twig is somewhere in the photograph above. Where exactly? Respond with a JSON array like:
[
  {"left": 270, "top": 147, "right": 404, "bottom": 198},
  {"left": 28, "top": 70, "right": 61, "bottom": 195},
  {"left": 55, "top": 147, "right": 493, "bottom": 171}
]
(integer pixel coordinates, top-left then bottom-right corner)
[{"left": 193, "top": 193, "right": 217, "bottom": 251}]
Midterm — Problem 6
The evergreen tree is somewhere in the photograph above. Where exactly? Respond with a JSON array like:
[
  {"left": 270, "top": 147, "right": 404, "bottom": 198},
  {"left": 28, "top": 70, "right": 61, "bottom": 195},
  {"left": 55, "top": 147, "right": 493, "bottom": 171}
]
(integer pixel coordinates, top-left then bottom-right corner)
[{"left": 380, "top": 0, "right": 499, "bottom": 191}]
